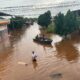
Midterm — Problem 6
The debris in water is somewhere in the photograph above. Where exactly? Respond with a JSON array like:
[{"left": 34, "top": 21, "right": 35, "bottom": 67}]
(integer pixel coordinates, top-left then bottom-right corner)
[
  {"left": 18, "top": 62, "right": 28, "bottom": 66},
  {"left": 50, "top": 73, "right": 62, "bottom": 79}
]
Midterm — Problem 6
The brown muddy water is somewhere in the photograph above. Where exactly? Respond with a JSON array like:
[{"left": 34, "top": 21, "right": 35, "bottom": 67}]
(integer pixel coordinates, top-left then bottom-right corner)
[{"left": 0, "top": 23, "right": 80, "bottom": 80}]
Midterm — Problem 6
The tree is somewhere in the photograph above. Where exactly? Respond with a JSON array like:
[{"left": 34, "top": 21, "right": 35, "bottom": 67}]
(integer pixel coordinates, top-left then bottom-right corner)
[
  {"left": 64, "top": 10, "right": 79, "bottom": 35},
  {"left": 8, "top": 16, "right": 26, "bottom": 30},
  {"left": 54, "top": 12, "right": 64, "bottom": 35},
  {"left": 38, "top": 11, "right": 52, "bottom": 28},
  {"left": 54, "top": 10, "right": 79, "bottom": 36}
]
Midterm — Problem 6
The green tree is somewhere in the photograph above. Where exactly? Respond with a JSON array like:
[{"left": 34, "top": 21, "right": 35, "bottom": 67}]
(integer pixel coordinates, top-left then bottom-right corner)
[
  {"left": 64, "top": 10, "right": 79, "bottom": 35},
  {"left": 8, "top": 16, "right": 26, "bottom": 30},
  {"left": 38, "top": 11, "right": 52, "bottom": 28},
  {"left": 54, "top": 10, "right": 79, "bottom": 36},
  {"left": 54, "top": 12, "right": 64, "bottom": 35}
]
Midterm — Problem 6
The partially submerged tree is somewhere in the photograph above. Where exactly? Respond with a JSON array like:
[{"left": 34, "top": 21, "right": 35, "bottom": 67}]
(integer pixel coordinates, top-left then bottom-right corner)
[
  {"left": 64, "top": 10, "right": 79, "bottom": 35},
  {"left": 54, "top": 12, "right": 64, "bottom": 35},
  {"left": 54, "top": 10, "right": 79, "bottom": 37},
  {"left": 8, "top": 16, "right": 26, "bottom": 30},
  {"left": 38, "top": 11, "right": 52, "bottom": 28}
]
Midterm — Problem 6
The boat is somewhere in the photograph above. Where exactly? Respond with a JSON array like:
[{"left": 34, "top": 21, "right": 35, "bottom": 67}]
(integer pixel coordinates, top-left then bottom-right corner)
[
  {"left": 33, "top": 35, "right": 52, "bottom": 45},
  {"left": 25, "top": 20, "right": 34, "bottom": 25}
]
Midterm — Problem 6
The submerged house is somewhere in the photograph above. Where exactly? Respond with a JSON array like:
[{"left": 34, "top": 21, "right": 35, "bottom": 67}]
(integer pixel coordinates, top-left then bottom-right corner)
[
  {"left": 0, "top": 12, "right": 11, "bottom": 39},
  {"left": 0, "top": 18, "right": 10, "bottom": 52},
  {"left": 0, "top": 12, "right": 11, "bottom": 41},
  {"left": 0, "top": 19, "right": 10, "bottom": 40}
]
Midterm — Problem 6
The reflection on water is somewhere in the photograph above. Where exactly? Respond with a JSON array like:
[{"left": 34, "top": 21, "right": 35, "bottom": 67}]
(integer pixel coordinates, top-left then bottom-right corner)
[
  {"left": 32, "top": 60, "right": 38, "bottom": 70},
  {"left": 55, "top": 39, "right": 79, "bottom": 62},
  {"left": 72, "top": 33, "right": 80, "bottom": 54},
  {"left": 9, "top": 26, "right": 27, "bottom": 46},
  {"left": 0, "top": 23, "right": 80, "bottom": 80},
  {"left": 74, "top": 43, "right": 80, "bottom": 53}
]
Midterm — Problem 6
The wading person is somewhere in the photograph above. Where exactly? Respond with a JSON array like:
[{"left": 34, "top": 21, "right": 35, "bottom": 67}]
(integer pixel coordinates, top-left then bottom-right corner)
[{"left": 32, "top": 51, "right": 37, "bottom": 61}]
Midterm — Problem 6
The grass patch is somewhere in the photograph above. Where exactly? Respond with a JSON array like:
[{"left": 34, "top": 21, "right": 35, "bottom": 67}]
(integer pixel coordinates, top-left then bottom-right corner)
[{"left": 46, "top": 22, "right": 55, "bottom": 33}]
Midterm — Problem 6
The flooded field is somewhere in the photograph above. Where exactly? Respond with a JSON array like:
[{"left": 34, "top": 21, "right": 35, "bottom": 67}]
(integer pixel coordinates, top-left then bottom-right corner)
[{"left": 0, "top": 23, "right": 80, "bottom": 80}]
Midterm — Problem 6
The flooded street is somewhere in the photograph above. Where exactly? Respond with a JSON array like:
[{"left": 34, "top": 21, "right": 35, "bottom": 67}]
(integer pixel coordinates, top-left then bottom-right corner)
[{"left": 0, "top": 23, "right": 80, "bottom": 80}]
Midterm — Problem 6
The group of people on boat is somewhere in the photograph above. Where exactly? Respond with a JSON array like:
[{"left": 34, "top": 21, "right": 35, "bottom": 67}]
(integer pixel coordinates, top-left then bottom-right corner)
[
  {"left": 36, "top": 34, "right": 45, "bottom": 40},
  {"left": 34, "top": 34, "right": 52, "bottom": 45}
]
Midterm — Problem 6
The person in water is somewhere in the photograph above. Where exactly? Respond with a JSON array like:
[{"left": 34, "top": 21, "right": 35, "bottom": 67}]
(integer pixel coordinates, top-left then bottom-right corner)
[{"left": 32, "top": 51, "right": 37, "bottom": 61}]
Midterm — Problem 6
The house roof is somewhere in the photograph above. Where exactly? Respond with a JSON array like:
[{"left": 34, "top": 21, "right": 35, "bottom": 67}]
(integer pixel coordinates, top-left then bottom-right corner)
[{"left": 0, "top": 12, "right": 12, "bottom": 16}]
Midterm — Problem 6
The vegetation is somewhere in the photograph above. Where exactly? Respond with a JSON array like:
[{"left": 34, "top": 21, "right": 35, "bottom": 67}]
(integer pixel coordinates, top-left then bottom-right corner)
[
  {"left": 54, "top": 12, "right": 64, "bottom": 35},
  {"left": 38, "top": 10, "right": 52, "bottom": 28},
  {"left": 46, "top": 23, "right": 55, "bottom": 33},
  {"left": 77, "top": 17, "right": 80, "bottom": 28},
  {"left": 8, "top": 9, "right": 80, "bottom": 37},
  {"left": 77, "top": 17, "right": 80, "bottom": 34},
  {"left": 54, "top": 10, "right": 79, "bottom": 36},
  {"left": 37, "top": 10, "right": 80, "bottom": 37},
  {"left": 8, "top": 16, "right": 36, "bottom": 31},
  {"left": 8, "top": 16, "right": 26, "bottom": 30}
]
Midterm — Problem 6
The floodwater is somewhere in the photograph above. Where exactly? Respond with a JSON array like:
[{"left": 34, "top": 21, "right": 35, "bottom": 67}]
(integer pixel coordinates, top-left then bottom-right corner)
[{"left": 0, "top": 23, "right": 80, "bottom": 80}]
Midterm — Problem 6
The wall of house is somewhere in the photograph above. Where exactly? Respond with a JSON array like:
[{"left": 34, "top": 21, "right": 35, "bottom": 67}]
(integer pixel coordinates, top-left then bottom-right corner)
[{"left": 0, "top": 24, "right": 10, "bottom": 52}]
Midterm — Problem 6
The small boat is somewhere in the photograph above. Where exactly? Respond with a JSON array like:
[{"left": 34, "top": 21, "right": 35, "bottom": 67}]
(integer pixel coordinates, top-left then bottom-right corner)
[{"left": 33, "top": 36, "right": 52, "bottom": 45}]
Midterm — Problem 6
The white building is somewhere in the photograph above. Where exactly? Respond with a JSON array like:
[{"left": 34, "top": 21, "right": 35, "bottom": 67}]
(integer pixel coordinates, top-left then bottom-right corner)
[{"left": 0, "top": 19, "right": 10, "bottom": 52}]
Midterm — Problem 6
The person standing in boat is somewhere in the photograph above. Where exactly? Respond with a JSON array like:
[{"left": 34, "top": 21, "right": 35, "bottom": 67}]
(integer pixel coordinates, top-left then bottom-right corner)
[
  {"left": 32, "top": 51, "right": 37, "bottom": 61},
  {"left": 36, "top": 35, "right": 38, "bottom": 39},
  {"left": 42, "top": 34, "right": 45, "bottom": 40}
]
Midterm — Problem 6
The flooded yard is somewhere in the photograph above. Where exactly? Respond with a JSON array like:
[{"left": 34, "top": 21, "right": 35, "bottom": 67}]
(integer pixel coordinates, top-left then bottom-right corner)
[{"left": 0, "top": 23, "right": 80, "bottom": 80}]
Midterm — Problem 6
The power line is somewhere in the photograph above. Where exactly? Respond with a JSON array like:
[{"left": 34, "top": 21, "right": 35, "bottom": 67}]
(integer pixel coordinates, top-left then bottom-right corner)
[
  {"left": 0, "top": 1, "right": 80, "bottom": 11},
  {"left": 0, "top": 1, "right": 80, "bottom": 17}
]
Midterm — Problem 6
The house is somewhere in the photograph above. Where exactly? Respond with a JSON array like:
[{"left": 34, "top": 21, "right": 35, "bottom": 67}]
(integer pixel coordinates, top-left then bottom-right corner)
[
  {"left": 0, "top": 19, "right": 10, "bottom": 40},
  {"left": 0, "top": 19, "right": 10, "bottom": 52}
]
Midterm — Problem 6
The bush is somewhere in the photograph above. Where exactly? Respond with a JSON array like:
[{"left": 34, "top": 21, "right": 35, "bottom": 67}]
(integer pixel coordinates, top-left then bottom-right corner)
[
  {"left": 47, "top": 23, "right": 55, "bottom": 33},
  {"left": 8, "top": 16, "right": 26, "bottom": 30}
]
